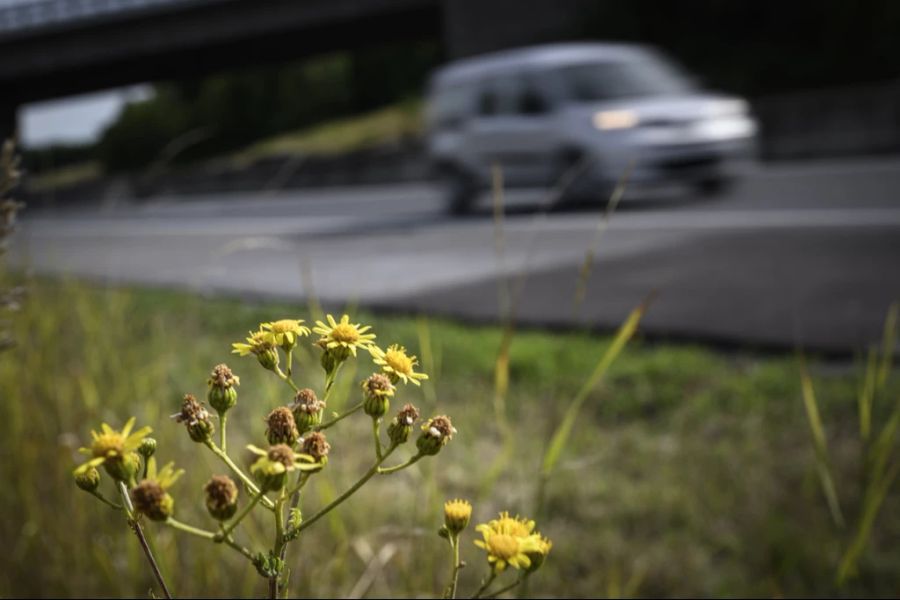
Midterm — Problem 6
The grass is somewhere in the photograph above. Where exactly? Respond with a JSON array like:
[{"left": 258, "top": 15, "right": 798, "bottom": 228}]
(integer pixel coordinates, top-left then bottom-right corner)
[
  {"left": 2, "top": 277, "right": 900, "bottom": 598},
  {"left": 232, "top": 99, "right": 422, "bottom": 166},
  {"left": 24, "top": 161, "right": 102, "bottom": 194}
]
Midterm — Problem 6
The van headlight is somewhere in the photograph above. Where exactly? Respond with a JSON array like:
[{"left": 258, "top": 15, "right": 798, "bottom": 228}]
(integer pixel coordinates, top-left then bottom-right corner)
[
  {"left": 712, "top": 99, "right": 749, "bottom": 117},
  {"left": 593, "top": 110, "right": 639, "bottom": 130}
]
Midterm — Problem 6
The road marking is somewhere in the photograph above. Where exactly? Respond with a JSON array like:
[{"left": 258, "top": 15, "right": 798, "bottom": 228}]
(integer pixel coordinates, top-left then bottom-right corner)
[{"left": 21, "top": 208, "right": 900, "bottom": 239}]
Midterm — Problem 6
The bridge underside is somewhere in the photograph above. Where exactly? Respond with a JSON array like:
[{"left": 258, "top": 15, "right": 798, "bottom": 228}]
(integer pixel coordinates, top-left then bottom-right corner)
[{"left": 0, "top": 0, "right": 591, "bottom": 138}]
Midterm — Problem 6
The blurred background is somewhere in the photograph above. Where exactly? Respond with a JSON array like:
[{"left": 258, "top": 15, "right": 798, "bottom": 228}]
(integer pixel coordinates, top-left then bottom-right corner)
[{"left": 2, "top": 0, "right": 900, "bottom": 598}]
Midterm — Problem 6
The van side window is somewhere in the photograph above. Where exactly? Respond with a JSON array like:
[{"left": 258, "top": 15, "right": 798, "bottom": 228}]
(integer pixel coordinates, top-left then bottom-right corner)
[
  {"left": 478, "top": 88, "right": 499, "bottom": 116},
  {"left": 517, "top": 85, "right": 549, "bottom": 115}
]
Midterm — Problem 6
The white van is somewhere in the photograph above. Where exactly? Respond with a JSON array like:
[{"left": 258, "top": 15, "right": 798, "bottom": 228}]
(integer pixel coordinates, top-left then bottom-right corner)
[{"left": 425, "top": 42, "right": 757, "bottom": 213}]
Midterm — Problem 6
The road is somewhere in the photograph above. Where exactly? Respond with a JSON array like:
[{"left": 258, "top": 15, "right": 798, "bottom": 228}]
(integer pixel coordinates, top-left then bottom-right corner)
[{"left": 12, "top": 157, "right": 900, "bottom": 353}]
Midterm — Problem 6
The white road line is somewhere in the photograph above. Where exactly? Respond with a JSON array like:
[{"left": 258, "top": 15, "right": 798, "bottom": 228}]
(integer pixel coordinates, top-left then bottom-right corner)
[{"left": 20, "top": 208, "right": 900, "bottom": 238}]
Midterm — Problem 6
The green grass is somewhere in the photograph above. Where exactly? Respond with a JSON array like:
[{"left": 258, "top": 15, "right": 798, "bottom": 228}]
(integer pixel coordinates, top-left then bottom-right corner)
[
  {"left": 2, "top": 278, "right": 900, "bottom": 598},
  {"left": 233, "top": 99, "right": 422, "bottom": 165}
]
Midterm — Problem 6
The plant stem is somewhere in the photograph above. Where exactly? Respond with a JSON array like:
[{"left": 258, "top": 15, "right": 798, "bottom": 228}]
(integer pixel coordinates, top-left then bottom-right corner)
[
  {"left": 118, "top": 481, "right": 172, "bottom": 600},
  {"left": 204, "top": 439, "right": 275, "bottom": 510},
  {"left": 445, "top": 535, "right": 462, "bottom": 599},
  {"left": 286, "top": 349, "right": 293, "bottom": 377},
  {"left": 270, "top": 491, "right": 287, "bottom": 600},
  {"left": 91, "top": 490, "right": 123, "bottom": 509},
  {"left": 220, "top": 412, "right": 228, "bottom": 454},
  {"left": 372, "top": 417, "right": 383, "bottom": 459},
  {"left": 164, "top": 519, "right": 258, "bottom": 562},
  {"left": 296, "top": 445, "right": 396, "bottom": 534},
  {"left": 470, "top": 571, "right": 497, "bottom": 599},
  {"left": 484, "top": 576, "right": 526, "bottom": 599},
  {"left": 219, "top": 489, "right": 265, "bottom": 539},
  {"left": 378, "top": 453, "right": 422, "bottom": 475},
  {"left": 317, "top": 402, "right": 363, "bottom": 431},
  {"left": 275, "top": 365, "right": 300, "bottom": 393}
]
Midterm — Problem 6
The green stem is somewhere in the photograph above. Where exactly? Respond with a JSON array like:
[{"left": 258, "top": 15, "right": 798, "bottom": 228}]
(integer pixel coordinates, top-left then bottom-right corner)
[
  {"left": 275, "top": 365, "right": 300, "bottom": 393},
  {"left": 470, "top": 571, "right": 497, "bottom": 599},
  {"left": 91, "top": 490, "right": 123, "bottom": 510},
  {"left": 484, "top": 576, "right": 526, "bottom": 599},
  {"left": 165, "top": 517, "right": 215, "bottom": 539},
  {"left": 118, "top": 482, "right": 173, "bottom": 600},
  {"left": 445, "top": 535, "right": 462, "bottom": 599},
  {"left": 372, "top": 418, "right": 384, "bottom": 459},
  {"left": 204, "top": 439, "right": 275, "bottom": 510},
  {"left": 164, "top": 519, "right": 257, "bottom": 562},
  {"left": 270, "top": 491, "right": 287, "bottom": 600},
  {"left": 219, "top": 489, "right": 265, "bottom": 539},
  {"left": 296, "top": 445, "right": 396, "bottom": 534},
  {"left": 286, "top": 349, "right": 293, "bottom": 377},
  {"left": 378, "top": 453, "right": 423, "bottom": 475},
  {"left": 220, "top": 412, "right": 228, "bottom": 454},
  {"left": 317, "top": 402, "right": 363, "bottom": 431}
]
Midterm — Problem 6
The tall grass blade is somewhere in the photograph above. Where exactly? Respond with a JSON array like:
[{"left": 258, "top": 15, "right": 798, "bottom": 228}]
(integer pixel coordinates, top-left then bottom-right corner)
[
  {"left": 836, "top": 459, "right": 900, "bottom": 586},
  {"left": 858, "top": 348, "right": 877, "bottom": 442},
  {"left": 541, "top": 300, "right": 647, "bottom": 478},
  {"left": 799, "top": 356, "right": 845, "bottom": 528},
  {"left": 574, "top": 162, "right": 632, "bottom": 311}
]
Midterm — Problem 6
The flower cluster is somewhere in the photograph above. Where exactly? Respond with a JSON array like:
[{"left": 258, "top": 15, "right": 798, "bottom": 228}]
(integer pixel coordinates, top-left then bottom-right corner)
[
  {"left": 439, "top": 500, "right": 552, "bottom": 598},
  {"left": 72, "top": 314, "right": 489, "bottom": 599}
]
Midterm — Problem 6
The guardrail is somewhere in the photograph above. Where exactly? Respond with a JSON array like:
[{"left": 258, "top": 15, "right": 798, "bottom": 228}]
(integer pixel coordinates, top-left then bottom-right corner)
[{"left": 0, "top": 0, "right": 204, "bottom": 35}]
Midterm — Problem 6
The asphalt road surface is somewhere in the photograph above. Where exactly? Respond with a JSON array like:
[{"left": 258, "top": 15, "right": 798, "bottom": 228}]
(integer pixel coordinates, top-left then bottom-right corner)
[{"left": 12, "top": 157, "right": 900, "bottom": 353}]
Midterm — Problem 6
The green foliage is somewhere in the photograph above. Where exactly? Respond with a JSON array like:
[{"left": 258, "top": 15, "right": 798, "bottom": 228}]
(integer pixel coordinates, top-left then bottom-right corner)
[{"left": 3, "top": 280, "right": 900, "bottom": 597}]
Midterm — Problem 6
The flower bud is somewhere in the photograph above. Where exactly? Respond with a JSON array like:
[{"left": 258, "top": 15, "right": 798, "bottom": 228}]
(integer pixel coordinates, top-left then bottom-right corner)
[
  {"left": 207, "top": 363, "right": 240, "bottom": 414},
  {"left": 291, "top": 388, "right": 324, "bottom": 434},
  {"left": 131, "top": 480, "right": 175, "bottom": 521},
  {"left": 443, "top": 498, "right": 472, "bottom": 536},
  {"left": 251, "top": 445, "right": 296, "bottom": 492},
  {"left": 265, "top": 407, "right": 299, "bottom": 446},
  {"left": 387, "top": 403, "right": 420, "bottom": 446},
  {"left": 172, "top": 394, "right": 215, "bottom": 443},
  {"left": 105, "top": 451, "right": 142, "bottom": 482},
  {"left": 300, "top": 431, "right": 330, "bottom": 466},
  {"left": 204, "top": 475, "right": 239, "bottom": 521},
  {"left": 257, "top": 347, "right": 279, "bottom": 371},
  {"left": 138, "top": 437, "right": 157, "bottom": 460},
  {"left": 416, "top": 415, "right": 456, "bottom": 456},
  {"left": 362, "top": 373, "right": 394, "bottom": 418},
  {"left": 74, "top": 466, "right": 101, "bottom": 492}
]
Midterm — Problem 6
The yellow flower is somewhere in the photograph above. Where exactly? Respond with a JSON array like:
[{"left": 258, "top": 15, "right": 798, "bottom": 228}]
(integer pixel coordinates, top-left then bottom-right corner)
[
  {"left": 75, "top": 417, "right": 152, "bottom": 480},
  {"left": 231, "top": 330, "right": 274, "bottom": 357},
  {"left": 370, "top": 344, "right": 429, "bottom": 385},
  {"left": 444, "top": 498, "right": 472, "bottom": 535},
  {"left": 313, "top": 314, "right": 376, "bottom": 357},
  {"left": 525, "top": 534, "right": 552, "bottom": 573},
  {"left": 260, "top": 319, "right": 311, "bottom": 352},
  {"left": 474, "top": 512, "right": 545, "bottom": 573}
]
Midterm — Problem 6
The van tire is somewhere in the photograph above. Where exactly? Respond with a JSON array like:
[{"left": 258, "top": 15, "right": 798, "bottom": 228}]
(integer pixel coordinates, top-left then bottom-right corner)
[{"left": 440, "top": 168, "right": 477, "bottom": 215}]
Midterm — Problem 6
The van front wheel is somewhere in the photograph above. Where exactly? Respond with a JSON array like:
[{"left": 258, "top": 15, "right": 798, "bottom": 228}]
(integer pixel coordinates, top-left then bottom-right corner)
[{"left": 440, "top": 169, "right": 477, "bottom": 215}]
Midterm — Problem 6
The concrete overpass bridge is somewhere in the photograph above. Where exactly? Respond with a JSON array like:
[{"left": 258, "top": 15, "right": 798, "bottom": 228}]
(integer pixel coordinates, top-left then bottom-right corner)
[{"left": 0, "top": 0, "right": 589, "bottom": 136}]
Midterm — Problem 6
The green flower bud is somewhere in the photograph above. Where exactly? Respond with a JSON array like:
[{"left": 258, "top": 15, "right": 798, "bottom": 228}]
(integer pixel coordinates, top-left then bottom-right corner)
[
  {"left": 74, "top": 466, "right": 101, "bottom": 492},
  {"left": 364, "top": 394, "right": 390, "bottom": 419},
  {"left": 104, "top": 451, "right": 142, "bottom": 482},
  {"left": 138, "top": 437, "right": 157, "bottom": 460},
  {"left": 258, "top": 347, "right": 279, "bottom": 371},
  {"left": 173, "top": 394, "right": 215, "bottom": 443},
  {"left": 251, "top": 445, "right": 296, "bottom": 492},
  {"left": 291, "top": 388, "right": 324, "bottom": 434},
  {"left": 265, "top": 407, "right": 299, "bottom": 446},
  {"left": 207, "top": 363, "right": 240, "bottom": 413},
  {"left": 204, "top": 475, "right": 239, "bottom": 521},
  {"left": 131, "top": 480, "right": 175, "bottom": 521},
  {"left": 416, "top": 415, "right": 456, "bottom": 456},
  {"left": 387, "top": 403, "right": 420, "bottom": 446}
]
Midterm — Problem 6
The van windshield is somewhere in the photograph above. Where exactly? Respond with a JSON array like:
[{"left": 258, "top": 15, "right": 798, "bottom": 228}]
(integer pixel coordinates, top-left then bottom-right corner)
[{"left": 556, "top": 57, "right": 694, "bottom": 102}]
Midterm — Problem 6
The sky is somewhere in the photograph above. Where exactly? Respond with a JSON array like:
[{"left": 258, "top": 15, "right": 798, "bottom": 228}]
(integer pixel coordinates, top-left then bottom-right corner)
[{"left": 18, "top": 86, "right": 152, "bottom": 148}]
